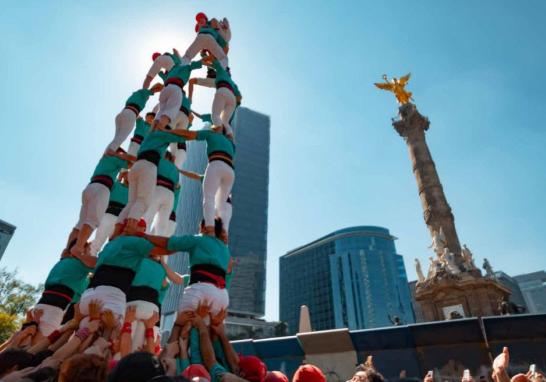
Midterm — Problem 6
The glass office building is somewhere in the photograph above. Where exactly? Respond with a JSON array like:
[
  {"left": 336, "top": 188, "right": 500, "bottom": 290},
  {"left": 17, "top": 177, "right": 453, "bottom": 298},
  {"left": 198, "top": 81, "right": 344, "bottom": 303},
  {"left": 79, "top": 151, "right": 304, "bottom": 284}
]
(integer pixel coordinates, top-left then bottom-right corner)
[
  {"left": 0, "top": 219, "right": 16, "bottom": 261},
  {"left": 514, "top": 271, "right": 546, "bottom": 313},
  {"left": 280, "top": 226, "right": 415, "bottom": 334},
  {"left": 161, "top": 107, "right": 270, "bottom": 332}
]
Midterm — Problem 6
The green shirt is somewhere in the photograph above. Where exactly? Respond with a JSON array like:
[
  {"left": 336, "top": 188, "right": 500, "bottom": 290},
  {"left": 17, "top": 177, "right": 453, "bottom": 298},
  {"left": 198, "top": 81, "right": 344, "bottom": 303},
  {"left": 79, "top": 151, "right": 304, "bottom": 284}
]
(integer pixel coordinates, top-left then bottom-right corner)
[
  {"left": 171, "top": 187, "right": 180, "bottom": 214},
  {"left": 158, "top": 283, "right": 170, "bottom": 305},
  {"left": 131, "top": 258, "right": 166, "bottom": 295},
  {"left": 134, "top": 118, "right": 151, "bottom": 138},
  {"left": 157, "top": 158, "right": 180, "bottom": 185},
  {"left": 166, "top": 61, "right": 203, "bottom": 85},
  {"left": 91, "top": 155, "right": 128, "bottom": 181},
  {"left": 195, "top": 130, "right": 235, "bottom": 158},
  {"left": 167, "top": 235, "right": 230, "bottom": 272},
  {"left": 212, "top": 60, "right": 240, "bottom": 97},
  {"left": 95, "top": 236, "right": 154, "bottom": 272},
  {"left": 109, "top": 181, "right": 128, "bottom": 205},
  {"left": 138, "top": 131, "right": 186, "bottom": 157},
  {"left": 199, "top": 26, "right": 227, "bottom": 48},
  {"left": 125, "top": 89, "right": 153, "bottom": 111},
  {"left": 181, "top": 94, "right": 192, "bottom": 111},
  {"left": 45, "top": 258, "right": 93, "bottom": 297},
  {"left": 201, "top": 114, "right": 212, "bottom": 123}
]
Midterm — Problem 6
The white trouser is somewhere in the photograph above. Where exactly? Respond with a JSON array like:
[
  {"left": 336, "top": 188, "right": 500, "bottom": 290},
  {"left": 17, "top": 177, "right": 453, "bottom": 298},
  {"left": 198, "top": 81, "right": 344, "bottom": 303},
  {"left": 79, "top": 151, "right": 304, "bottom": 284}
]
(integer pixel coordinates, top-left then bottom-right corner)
[
  {"left": 34, "top": 304, "right": 64, "bottom": 336},
  {"left": 212, "top": 87, "right": 236, "bottom": 136},
  {"left": 118, "top": 160, "right": 157, "bottom": 222},
  {"left": 179, "top": 282, "right": 229, "bottom": 317},
  {"left": 90, "top": 212, "right": 117, "bottom": 256},
  {"left": 182, "top": 34, "right": 228, "bottom": 68},
  {"left": 172, "top": 148, "right": 187, "bottom": 170},
  {"left": 106, "top": 108, "right": 137, "bottom": 152},
  {"left": 126, "top": 300, "right": 159, "bottom": 352},
  {"left": 142, "top": 186, "right": 174, "bottom": 233},
  {"left": 75, "top": 183, "right": 110, "bottom": 230},
  {"left": 154, "top": 219, "right": 176, "bottom": 236},
  {"left": 128, "top": 141, "right": 141, "bottom": 157},
  {"left": 156, "top": 84, "right": 183, "bottom": 125},
  {"left": 79, "top": 285, "right": 126, "bottom": 323},
  {"left": 216, "top": 196, "right": 232, "bottom": 233},
  {"left": 169, "top": 112, "right": 189, "bottom": 169},
  {"left": 203, "top": 161, "right": 235, "bottom": 227}
]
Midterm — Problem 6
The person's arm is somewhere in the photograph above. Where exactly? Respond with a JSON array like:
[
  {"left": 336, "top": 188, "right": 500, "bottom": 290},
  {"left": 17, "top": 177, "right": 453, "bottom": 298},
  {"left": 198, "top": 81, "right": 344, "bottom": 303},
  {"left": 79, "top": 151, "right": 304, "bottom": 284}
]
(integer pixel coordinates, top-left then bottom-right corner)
[
  {"left": 51, "top": 320, "right": 100, "bottom": 360},
  {"left": 150, "top": 246, "right": 175, "bottom": 256},
  {"left": 119, "top": 306, "right": 136, "bottom": 357},
  {"left": 189, "top": 78, "right": 197, "bottom": 101},
  {"left": 161, "top": 257, "right": 184, "bottom": 284},
  {"left": 157, "top": 126, "right": 198, "bottom": 140},
  {"left": 143, "top": 312, "right": 159, "bottom": 354},
  {"left": 180, "top": 170, "right": 204, "bottom": 181},
  {"left": 28, "top": 316, "right": 79, "bottom": 354},
  {"left": 212, "top": 322, "right": 239, "bottom": 373},
  {"left": 100, "top": 309, "right": 118, "bottom": 341},
  {"left": 139, "top": 233, "right": 170, "bottom": 248},
  {"left": 72, "top": 252, "right": 97, "bottom": 268},
  {"left": 194, "top": 316, "right": 217, "bottom": 370}
]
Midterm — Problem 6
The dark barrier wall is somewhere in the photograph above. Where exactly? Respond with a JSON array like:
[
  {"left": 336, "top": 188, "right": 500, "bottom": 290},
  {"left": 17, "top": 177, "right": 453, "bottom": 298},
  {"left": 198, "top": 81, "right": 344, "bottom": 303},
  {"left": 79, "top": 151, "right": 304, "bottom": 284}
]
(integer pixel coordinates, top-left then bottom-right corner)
[
  {"left": 350, "top": 326, "right": 421, "bottom": 379},
  {"left": 232, "top": 314, "right": 546, "bottom": 380}
]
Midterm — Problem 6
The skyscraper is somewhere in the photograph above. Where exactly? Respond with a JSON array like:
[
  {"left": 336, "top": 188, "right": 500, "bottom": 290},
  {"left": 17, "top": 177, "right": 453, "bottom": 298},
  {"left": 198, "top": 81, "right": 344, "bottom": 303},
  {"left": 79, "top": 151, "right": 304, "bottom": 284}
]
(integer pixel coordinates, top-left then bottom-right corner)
[
  {"left": 161, "top": 107, "right": 270, "bottom": 331},
  {"left": 514, "top": 271, "right": 546, "bottom": 314},
  {"left": 0, "top": 219, "right": 16, "bottom": 261},
  {"left": 280, "top": 226, "right": 415, "bottom": 334},
  {"left": 494, "top": 271, "right": 527, "bottom": 311}
]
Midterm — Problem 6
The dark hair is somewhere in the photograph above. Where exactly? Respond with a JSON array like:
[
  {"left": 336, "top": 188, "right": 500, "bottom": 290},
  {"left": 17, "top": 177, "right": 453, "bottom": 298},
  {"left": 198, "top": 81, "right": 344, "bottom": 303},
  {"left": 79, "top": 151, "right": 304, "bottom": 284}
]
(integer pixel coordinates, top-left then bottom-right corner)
[
  {"left": 0, "top": 349, "right": 34, "bottom": 377},
  {"left": 362, "top": 369, "right": 385, "bottom": 382},
  {"left": 30, "top": 349, "right": 54, "bottom": 367},
  {"left": 108, "top": 352, "right": 164, "bottom": 382},
  {"left": 164, "top": 151, "right": 174, "bottom": 162},
  {"left": 59, "top": 354, "right": 108, "bottom": 382},
  {"left": 147, "top": 376, "right": 190, "bottom": 382}
]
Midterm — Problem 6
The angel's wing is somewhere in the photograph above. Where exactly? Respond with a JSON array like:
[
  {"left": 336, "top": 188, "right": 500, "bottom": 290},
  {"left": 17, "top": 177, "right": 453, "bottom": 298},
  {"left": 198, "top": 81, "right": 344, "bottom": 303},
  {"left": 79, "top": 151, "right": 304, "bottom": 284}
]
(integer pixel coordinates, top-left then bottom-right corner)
[
  {"left": 399, "top": 73, "right": 411, "bottom": 85},
  {"left": 374, "top": 82, "right": 394, "bottom": 91}
]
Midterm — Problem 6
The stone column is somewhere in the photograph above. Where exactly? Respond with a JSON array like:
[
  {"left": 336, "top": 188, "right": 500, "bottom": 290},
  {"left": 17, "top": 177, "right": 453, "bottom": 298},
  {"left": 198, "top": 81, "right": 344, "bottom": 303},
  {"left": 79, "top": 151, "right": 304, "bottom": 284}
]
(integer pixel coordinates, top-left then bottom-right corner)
[{"left": 392, "top": 103, "right": 462, "bottom": 262}]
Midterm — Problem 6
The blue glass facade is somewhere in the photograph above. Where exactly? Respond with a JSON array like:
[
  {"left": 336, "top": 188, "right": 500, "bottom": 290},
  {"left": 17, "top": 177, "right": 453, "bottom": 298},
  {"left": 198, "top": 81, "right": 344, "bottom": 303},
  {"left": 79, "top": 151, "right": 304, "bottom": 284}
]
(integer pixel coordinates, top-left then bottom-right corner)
[
  {"left": 280, "top": 226, "right": 415, "bottom": 334},
  {"left": 161, "top": 107, "right": 270, "bottom": 325}
]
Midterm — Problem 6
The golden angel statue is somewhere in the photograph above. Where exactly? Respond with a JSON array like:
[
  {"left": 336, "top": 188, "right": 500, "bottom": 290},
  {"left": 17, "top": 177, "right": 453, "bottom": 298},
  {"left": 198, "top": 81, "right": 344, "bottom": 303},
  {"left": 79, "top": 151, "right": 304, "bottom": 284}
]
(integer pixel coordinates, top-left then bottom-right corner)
[{"left": 374, "top": 73, "right": 413, "bottom": 104}]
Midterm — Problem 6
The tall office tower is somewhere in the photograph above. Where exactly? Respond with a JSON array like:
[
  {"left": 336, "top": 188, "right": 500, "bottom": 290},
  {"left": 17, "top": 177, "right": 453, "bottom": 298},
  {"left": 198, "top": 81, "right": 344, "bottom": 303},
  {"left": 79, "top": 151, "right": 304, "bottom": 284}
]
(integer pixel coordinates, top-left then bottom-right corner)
[
  {"left": 514, "top": 271, "right": 546, "bottom": 314},
  {"left": 0, "top": 219, "right": 16, "bottom": 261},
  {"left": 280, "top": 226, "right": 415, "bottom": 334},
  {"left": 161, "top": 107, "right": 270, "bottom": 332},
  {"left": 494, "top": 271, "right": 528, "bottom": 311}
]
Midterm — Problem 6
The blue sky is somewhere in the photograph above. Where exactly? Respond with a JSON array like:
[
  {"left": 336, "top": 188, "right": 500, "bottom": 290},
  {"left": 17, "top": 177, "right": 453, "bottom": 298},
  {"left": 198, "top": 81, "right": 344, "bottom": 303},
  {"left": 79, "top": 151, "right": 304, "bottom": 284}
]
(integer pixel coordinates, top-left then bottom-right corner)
[{"left": 1, "top": 1, "right": 545, "bottom": 321}]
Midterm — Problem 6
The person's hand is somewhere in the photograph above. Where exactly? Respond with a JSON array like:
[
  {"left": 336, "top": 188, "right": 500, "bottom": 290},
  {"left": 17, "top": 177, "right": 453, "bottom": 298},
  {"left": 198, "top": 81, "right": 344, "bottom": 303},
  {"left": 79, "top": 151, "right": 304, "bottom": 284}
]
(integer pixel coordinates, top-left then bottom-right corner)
[
  {"left": 88, "top": 299, "right": 103, "bottom": 321},
  {"left": 463, "top": 371, "right": 475, "bottom": 382},
  {"left": 193, "top": 315, "right": 206, "bottom": 330},
  {"left": 87, "top": 318, "right": 101, "bottom": 333},
  {"left": 210, "top": 308, "right": 227, "bottom": 327},
  {"left": 33, "top": 308, "right": 44, "bottom": 324},
  {"left": 211, "top": 322, "right": 226, "bottom": 338},
  {"left": 150, "top": 83, "right": 164, "bottom": 93},
  {"left": 227, "top": 257, "right": 235, "bottom": 274},
  {"left": 124, "top": 306, "right": 137, "bottom": 323},
  {"left": 493, "top": 346, "right": 510, "bottom": 382},
  {"left": 172, "top": 48, "right": 181, "bottom": 58},
  {"left": 175, "top": 310, "right": 195, "bottom": 326},
  {"left": 101, "top": 310, "right": 118, "bottom": 330},
  {"left": 144, "top": 311, "right": 160, "bottom": 329},
  {"left": 161, "top": 357, "right": 177, "bottom": 377},
  {"left": 196, "top": 300, "right": 212, "bottom": 319},
  {"left": 73, "top": 303, "right": 83, "bottom": 325}
]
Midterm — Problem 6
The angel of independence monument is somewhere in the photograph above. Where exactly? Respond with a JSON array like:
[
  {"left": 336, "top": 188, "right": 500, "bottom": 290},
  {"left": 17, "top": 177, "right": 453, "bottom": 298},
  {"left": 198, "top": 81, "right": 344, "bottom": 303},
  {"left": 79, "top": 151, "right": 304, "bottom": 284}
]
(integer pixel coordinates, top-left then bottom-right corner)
[{"left": 375, "top": 74, "right": 509, "bottom": 321}]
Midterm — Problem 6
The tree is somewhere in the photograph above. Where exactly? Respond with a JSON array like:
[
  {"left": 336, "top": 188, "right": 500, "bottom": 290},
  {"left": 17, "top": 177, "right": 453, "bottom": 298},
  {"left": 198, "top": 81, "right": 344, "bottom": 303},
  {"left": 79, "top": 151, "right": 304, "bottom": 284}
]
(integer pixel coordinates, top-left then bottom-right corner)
[{"left": 0, "top": 268, "right": 42, "bottom": 342}]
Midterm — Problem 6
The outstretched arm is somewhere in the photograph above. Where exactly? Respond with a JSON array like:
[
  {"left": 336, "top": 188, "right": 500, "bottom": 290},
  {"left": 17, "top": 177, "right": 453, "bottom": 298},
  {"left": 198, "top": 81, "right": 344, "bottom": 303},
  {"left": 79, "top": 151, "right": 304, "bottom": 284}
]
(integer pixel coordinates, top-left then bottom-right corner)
[
  {"left": 161, "top": 257, "right": 184, "bottom": 284},
  {"left": 157, "top": 127, "right": 198, "bottom": 140},
  {"left": 194, "top": 316, "right": 217, "bottom": 370},
  {"left": 180, "top": 170, "right": 203, "bottom": 181}
]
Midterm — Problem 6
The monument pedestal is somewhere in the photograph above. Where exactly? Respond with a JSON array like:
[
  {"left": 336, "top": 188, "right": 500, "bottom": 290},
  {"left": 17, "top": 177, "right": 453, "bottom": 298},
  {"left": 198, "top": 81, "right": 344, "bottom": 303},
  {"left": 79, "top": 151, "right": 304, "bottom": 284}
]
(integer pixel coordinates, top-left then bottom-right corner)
[{"left": 415, "top": 274, "right": 510, "bottom": 320}]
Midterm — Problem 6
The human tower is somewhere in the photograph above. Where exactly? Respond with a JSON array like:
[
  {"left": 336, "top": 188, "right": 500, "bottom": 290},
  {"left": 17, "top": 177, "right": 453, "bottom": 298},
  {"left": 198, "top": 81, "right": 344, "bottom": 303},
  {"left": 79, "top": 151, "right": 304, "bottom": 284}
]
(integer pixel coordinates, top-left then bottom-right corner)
[{"left": 20, "top": 12, "right": 265, "bottom": 378}]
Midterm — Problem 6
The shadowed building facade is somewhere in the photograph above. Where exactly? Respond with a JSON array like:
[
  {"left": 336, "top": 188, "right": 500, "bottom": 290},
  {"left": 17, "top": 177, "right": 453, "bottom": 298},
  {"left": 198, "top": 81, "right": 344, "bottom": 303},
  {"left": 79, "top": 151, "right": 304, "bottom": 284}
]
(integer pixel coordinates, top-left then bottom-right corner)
[
  {"left": 161, "top": 107, "right": 270, "bottom": 333},
  {"left": 280, "top": 226, "right": 415, "bottom": 334}
]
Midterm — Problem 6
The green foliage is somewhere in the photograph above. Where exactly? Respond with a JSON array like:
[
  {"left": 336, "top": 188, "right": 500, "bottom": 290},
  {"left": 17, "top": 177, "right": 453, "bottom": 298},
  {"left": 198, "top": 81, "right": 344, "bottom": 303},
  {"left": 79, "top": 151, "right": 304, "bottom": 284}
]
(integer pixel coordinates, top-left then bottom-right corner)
[{"left": 0, "top": 267, "right": 42, "bottom": 342}]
